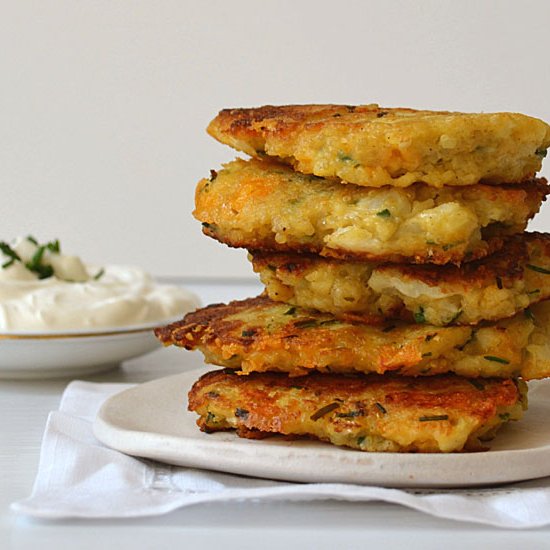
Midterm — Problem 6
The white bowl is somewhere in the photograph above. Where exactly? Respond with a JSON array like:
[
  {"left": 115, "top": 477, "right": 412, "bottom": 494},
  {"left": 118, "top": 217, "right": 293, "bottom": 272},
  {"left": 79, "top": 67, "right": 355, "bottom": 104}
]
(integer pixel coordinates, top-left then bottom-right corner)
[{"left": 0, "top": 322, "right": 171, "bottom": 379}]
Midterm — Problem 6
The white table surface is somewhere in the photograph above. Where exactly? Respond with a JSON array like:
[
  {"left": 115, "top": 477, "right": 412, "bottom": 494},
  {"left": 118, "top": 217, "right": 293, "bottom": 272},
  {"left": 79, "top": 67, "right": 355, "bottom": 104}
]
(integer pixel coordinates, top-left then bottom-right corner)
[{"left": 2, "top": 279, "right": 550, "bottom": 550}]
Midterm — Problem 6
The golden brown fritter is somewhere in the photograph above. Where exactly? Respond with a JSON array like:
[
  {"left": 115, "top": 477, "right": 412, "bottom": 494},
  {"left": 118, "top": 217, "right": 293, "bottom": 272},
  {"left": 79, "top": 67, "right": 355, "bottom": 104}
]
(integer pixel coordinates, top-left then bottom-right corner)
[
  {"left": 194, "top": 159, "right": 548, "bottom": 265},
  {"left": 207, "top": 104, "right": 550, "bottom": 188},
  {"left": 155, "top": 296, "right": 550, "bottom": 380},
  {"left": 250, "top": 232, "right": 550, "bottom": 326},
  {"left": 188, "top": 369, "right": 527, "bottom": 453}
]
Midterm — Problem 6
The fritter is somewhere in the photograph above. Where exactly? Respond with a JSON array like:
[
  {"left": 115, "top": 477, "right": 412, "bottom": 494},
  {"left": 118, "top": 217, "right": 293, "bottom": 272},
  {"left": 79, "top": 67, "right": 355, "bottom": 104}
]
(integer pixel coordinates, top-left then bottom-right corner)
[
  {"left": 194, "top": 159, "right": 548, "bottom": 265},
  {"left": 207, "top": 104, "right": 550, "bottom": 188},
  {"left": 188, "top": 369, "right": 527, "bottom": 453},
  {"left": 250, "top": 232, "right": 550, "bottom": 326},
  {"left": 155, "top": 296, "right": 550, "bottom": 380}
]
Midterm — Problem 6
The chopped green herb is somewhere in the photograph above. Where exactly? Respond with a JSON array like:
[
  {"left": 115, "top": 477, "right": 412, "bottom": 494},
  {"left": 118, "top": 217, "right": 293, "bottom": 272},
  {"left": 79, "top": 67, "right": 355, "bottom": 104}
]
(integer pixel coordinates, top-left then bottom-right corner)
[
  {"left": 496, "top": 276, "right": 503, "bottom": 289},
  {"left": 375, "top": 402, "right": 387, "bottom": 414},
  {"left": 235, "top": 408, "right": 249, "bottom": 419},
  {"left": 468, "top": 379, "right": 485, "bottom": 391},
  {"left": 46, "top": 239, "right": 60, "bottom": 253},
  {"left": 419, "top": 414, "right": 449, "bottom": 422},
  {"left": 425, "top": 333, "right": 437, "bottom": 342},
  {"left": 414, "top": 307, "right": 426, "bottom": 324},
  {"left": 376, "top": 209, "right": 391, "bottom": 218},
  {"left": 335, "top": 410, "right": 362, "bottom": 418},
  {"left": 241, "top": 329, "right": 256, "bottom": 337},
  {"left": 93, "top": 268, "right": 105, "bottom": 281},
  {"left": 484, "top": 355, "right": 510, "bottom": 365},
  {"left": 524, "top": 308, "right": 535, "bottom": 321},
  {"left": 357, "top": 436, "right": 366, "bottom": 446},
  {"left": 26, "top": 235, "right": 38, "bottom": 245},
  {"left": 536, "top": 148, "right": 548, "bottom": 159},
  {"left": 294, "top": 319, "right": 318, "bottom": 329},
  {"left": 310, "top": 402, "right": 340, "bottom": 421},
  {"left": 284, "top": 307, "right": 297, "bottom": 315},
  {"left": 422, "top": 352, "right": 432, "bottom": 358},
  {"left": 337, "top": 151, "right": 354, "bottom": 162},
  {"left": 284, "top": 263, "right": 297, "bottom": 272},
  {"left": 499, "top": 412, "right": 511, "bottom": 421},
  {"left": 206, "top": 412, "right": 216, "bottom": 423},
  {"left": 2, "top": 259, "right": 15, "bottom": 269},
  {"left": 526, "top": 264, "right": 550, "bottom": 275},
  {"left": 0, "top": 242, "right": 21, "bottom": 263},
  {"left": 319, "top": 319, "right": 339, "bottom": 326},
  {"left": 527, "top": 289, "right": 541, "bottom": 295}
]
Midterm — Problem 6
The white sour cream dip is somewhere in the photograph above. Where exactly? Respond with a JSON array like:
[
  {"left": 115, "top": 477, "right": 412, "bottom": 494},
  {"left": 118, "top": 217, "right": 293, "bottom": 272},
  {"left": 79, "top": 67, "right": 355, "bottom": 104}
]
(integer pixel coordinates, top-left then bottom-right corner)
[{"left": 0, "top": 237, "right": 199, "bottom": 332}]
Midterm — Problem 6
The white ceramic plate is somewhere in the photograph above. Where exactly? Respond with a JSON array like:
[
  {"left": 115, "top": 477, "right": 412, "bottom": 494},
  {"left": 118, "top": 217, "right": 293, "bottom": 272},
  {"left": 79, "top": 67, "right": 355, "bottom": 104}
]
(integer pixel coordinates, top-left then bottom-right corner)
[
  {"left": 93, "top": 368, "right": 550, "bottom": 488},
  {"left": 0, "top": 322, "right": 171, "bottom": 379}
]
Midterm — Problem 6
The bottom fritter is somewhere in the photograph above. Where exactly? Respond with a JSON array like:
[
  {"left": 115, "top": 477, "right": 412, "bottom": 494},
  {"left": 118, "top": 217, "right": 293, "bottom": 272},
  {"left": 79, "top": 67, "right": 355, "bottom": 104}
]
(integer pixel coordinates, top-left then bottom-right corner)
[{"left": 188, "top": 370, "right": 527, "bottom": 453}]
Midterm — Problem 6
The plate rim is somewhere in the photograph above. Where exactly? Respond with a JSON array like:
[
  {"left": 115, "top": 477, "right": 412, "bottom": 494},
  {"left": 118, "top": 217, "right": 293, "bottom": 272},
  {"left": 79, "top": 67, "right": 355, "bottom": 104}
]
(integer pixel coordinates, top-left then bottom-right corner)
[{"left": 93, "top": 369, "right": 550, "bottom": 488}]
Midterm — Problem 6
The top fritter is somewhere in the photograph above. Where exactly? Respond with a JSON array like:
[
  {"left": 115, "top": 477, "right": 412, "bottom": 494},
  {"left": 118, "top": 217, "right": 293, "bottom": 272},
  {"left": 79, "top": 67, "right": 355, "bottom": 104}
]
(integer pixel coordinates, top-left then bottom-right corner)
[{"left": 208, "top": 104, "right": 550, "bottom": 188}]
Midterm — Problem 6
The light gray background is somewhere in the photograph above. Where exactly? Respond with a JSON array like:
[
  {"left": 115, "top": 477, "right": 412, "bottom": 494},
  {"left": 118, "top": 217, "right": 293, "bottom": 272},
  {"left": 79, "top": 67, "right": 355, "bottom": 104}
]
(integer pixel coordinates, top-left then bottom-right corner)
[{"left": 2, "top": 0, "right": 549, "bottom": 278}]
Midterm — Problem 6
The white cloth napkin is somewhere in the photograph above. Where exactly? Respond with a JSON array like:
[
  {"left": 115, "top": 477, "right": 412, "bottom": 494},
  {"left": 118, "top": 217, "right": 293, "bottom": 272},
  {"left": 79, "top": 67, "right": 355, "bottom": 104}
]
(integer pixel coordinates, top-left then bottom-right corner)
[{"left": 11, "top": 380, "right": 550, "bottom": 528}]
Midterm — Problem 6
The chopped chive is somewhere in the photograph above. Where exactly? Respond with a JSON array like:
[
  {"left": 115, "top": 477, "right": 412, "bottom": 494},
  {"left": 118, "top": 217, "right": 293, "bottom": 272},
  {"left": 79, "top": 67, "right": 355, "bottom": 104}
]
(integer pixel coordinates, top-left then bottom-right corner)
[
  {"left": 338, "top": 151, "right": 354, "bottom": 162},
  {"left": 206, "top": 412, "right": 216, "bottom": 423},
  {"left": 26, "top": 235, "right": 38, "bottom": 245},
  {"left": 484, "top": 355, "right": 510, "bottom": 365},
  {"left": 310, "top": 402, "right": 340, "bottom": 421},
  {"left": 319, "top": 319, "right": 339, "bottom": 326},
  {"left": 357, "top": 436, "right": 366, "bottom": 445},
  {"left": 496, "top": 276, "right": 503, "bottom": 289},
  {"left": 46, "top": 239, "right": 60, "bottom": 253},
  {"left": 526, "top": 264, "right": 550, "bottom": 275},
  {"left": 235, "top": 408, "right": 249, "bottom": 419},
  {"left": 284, "top": 307, "right": 297, "bottom": 315},
  {"left": 2, "top": 259, "right": 15, "bottom": 269},
  {"left": 376, "top": 209, "right": 391, "bottom": 218},
  {"left": 335, "top": 410, "right": 362, "bottom": 418},
  {"left": 93, "top": 268, "right": 105, "bottom": 280},
  {"left": 414, "top": 307, "right": 426, "bottom": 324},
  {"left": 419, "top": 414, "right": 449, "bottom": 422},
  {"left": 294, "top": 319, "right": 318, "bottom": 329},
  {"left": 468, "top": 379, "right": 485, "bottom": 391},
  {"left": 536, "top": 148, "right": 548, "bottom": 159},
  {"left": 375, "top": 402, "right": 387, "bottom": 414},
  {"left": 499, "top": 412, "right": 511, "bottom": 421},
  {"left": 524, "top": 308, "right": 535, "bottom": 321},
  {"left": 241, "top": 329, "right": 256, "bottom": 337},
  {"left": 422, "top": 352, "right": 432, "bottom": 358},
  {"left": 0, "top": 242, "right": 21, "bottom": 262}
]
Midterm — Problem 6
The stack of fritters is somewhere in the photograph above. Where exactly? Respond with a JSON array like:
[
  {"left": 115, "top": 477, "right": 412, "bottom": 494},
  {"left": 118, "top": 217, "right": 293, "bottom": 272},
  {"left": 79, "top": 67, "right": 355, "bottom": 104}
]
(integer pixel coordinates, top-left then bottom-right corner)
[{"left": 156, "top": 104, "right": 550, "bottom": 453}]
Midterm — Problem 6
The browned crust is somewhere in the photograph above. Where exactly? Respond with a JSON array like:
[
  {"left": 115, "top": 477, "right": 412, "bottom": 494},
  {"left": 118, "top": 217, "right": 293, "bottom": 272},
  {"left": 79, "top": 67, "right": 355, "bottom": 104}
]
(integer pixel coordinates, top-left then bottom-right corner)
[
  {"left": 189, "top": 369, "right": 520, "bottom": 416},
  {"left": 251, "top": 232, "right": 550, "bottom": 289},
  {"left": 188, "top": 369, "right": 522, "bottom": 451},
  {"left": 204, "top": 225, "right": 507, "bottom": 266},
  {"left": 208, "top": 104, "right": 415, "bottom": 147}
]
